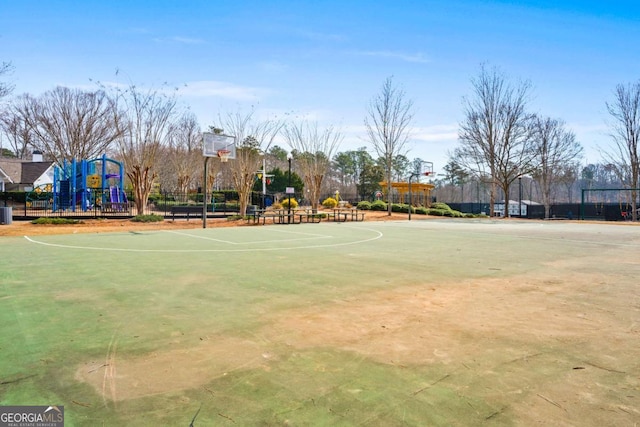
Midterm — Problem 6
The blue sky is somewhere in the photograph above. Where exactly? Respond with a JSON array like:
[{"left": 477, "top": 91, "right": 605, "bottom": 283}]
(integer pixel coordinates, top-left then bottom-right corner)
[{"left": 2, "top": 0, "right": 639, "bottom": 172}]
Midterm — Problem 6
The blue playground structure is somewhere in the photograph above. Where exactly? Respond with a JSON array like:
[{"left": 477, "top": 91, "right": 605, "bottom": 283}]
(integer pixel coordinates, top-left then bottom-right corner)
[{"left": 52, "top": 154, "right": 127, "bottom": 212}]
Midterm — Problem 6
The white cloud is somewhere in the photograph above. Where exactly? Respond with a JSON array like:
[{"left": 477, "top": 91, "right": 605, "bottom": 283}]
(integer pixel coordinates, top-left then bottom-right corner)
[
  {"left": 178, "top": 81, "right": 272, "bottom": 101},
  {"left": 412, "top": 124, "right": 458, "bottom": 142},
  {"left": 355, "top": 50, "right": 430, "bottom": 64},
  {"left": 567, "top": 122, "right": 608, "bottom": 137}
]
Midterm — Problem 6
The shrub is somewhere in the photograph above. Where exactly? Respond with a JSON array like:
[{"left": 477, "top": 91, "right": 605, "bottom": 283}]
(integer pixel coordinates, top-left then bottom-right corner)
[
  {"left": 392, "top": 203, "right": 410, "bottom": 213},
  {"left": 431, "top": 202, "right": 453, "bottom": 211},
  {"left": 443, "top": 209, "right": 463, "bottom": 217},
  {"left": 426, "top": 208, "right": 445, "bottom": 216},
  {"left": 357, "top": 201, "right": 372, "bottom": 210},
  {"left": 371, "top": 200, "right": 387, "bottom": 211},
  {"left": 280, "top": 197, "right": 298, "bottom": 209},
  {"left": 227, "top": 215, "right": 244, "bottom": 221},
  {"left": 31, "top": 217, "right": 82, "bottom": 225},
  {"left": 322, "top": 197, "right": 338, "bottom": 209},
  {"left": 271, "top": 201, "right": 283, "bottom": 210},
  {"left": 415, "top": 206, "right": 428, "bottom": 215},
  {"left": 132, "top": 214, "right": 164, "bottom": 223}
]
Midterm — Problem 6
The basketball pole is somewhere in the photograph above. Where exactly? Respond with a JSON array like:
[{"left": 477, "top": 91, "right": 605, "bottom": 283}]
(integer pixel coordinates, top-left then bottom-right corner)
[
  {"left": 408, "top": 172, "right": 418, "bottom": 221},
  {"left": 203, "top": 157, "right": 209, "bottom": 228}
]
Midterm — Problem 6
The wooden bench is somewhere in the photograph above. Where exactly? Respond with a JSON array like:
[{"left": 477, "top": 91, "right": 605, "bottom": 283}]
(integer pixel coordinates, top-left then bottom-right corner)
[{"left": 170, "top": 205, "right": 205, "bottom": 220}]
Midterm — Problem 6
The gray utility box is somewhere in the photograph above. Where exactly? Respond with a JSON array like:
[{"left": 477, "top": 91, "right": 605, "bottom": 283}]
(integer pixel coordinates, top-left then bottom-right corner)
[{"left": 0, "top": 207, "right": 13, "bottom": 225}]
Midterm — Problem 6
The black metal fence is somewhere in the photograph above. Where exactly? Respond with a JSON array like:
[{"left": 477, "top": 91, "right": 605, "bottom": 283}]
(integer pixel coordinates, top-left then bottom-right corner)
[
  {"left": 2, "top": 190, "right": 246, "bottom": 220},
  {"left": 447, "top": 202, "right": 633, "bottom": 221},
  {"left": 4, "top": 189, "right": 634, "bottom": 222}
]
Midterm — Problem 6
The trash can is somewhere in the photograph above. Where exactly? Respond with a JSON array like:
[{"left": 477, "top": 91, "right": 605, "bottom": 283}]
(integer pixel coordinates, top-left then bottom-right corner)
[
  {"left": 0, "top": 207, "right": 12, "bottom": 225},
  {"left": 247, "top": 205, "right": 258, "bottom": 215}
]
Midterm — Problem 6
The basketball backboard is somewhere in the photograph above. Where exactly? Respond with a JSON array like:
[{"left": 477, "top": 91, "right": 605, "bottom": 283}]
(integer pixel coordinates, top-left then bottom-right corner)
[
  {"left": 421, "top": 161, "right": 434, "bottom": 176},
  {"left": 203, "top": 133, "right": 236, "bottom": 159}
]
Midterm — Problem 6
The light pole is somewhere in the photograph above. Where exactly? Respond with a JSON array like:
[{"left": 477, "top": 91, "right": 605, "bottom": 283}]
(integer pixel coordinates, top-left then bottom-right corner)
[
  {"left": 518, "top": 176, "right": 523, "bottom": 218},
  {"left": 260, "top": 154, "right": 267, "bottom": 210},
  {"left": 287, "top": 152, "right": 292, "bottom": 224}
]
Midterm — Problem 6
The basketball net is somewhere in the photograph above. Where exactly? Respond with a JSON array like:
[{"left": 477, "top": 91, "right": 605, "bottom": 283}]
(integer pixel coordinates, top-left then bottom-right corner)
[{"left": 217, "top": 149, "right": 231, "bottom": 163}]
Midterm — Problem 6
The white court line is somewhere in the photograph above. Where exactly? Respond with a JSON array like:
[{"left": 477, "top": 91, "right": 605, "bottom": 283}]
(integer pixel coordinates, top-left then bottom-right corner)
[
  {"left": 164, "top": 230, "right": 238, "bottom": 244},
  {"left": 264, "top": 228, "right": 331, "bottom": 238},
  {"left": 164, "top": 228, "right": 333, "bottom": 245},
  {"left": 22, "top": 225, "right": 384, "bottom": 253}
]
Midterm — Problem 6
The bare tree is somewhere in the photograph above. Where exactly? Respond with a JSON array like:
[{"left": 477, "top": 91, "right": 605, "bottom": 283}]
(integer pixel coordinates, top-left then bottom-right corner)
[
  {"left": 365, "top": 76, "right": 415, "bottom": 215},
  {"left": 283, "top": 121, "right": 342, "bottom": 211},
  {"left": 216, "top": 110, "right": 283, "bottom": 216},
  {"left": 16, "top": 87, "right": 122, "bottom": 164},
  {"left": 114, "top": 85, "right": 178, "bottom": 215},
  {"left": 457, "top": 65, "right": 535, "bottom": 217},
  {"left": 0, "top": 61, "right": 14, "bottom": 99},
  {"left": 0, "top": 95, "right": 35, "bottom": 159},
  {"left": 163, "top": 112, "right": 201, "bottom": 196},
  {"left": 531, "top": 116, "right": 583, "bottom": 218},
  {"left": 604, "top": 81, "right": 640, "bottom": 221},
  {"left": 557, "top": 162, "right": 581, "bottom": 203}
]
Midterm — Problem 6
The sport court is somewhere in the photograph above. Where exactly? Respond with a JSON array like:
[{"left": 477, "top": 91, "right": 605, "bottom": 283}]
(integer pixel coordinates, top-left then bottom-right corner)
[{"left": 1, "top": 219, "right": 638, "bottom": 426}]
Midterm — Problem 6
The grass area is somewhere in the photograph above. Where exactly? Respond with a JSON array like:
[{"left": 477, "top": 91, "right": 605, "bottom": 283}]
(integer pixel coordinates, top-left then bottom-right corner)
[{"left": 31, "top": 217, "right": 83, "bottom": 225}]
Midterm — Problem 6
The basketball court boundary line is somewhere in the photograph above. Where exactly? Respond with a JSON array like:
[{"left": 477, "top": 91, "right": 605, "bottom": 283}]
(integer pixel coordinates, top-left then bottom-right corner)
[
  {"left": 22, "top": 225, "right": 384, "bottom": 253},
  {"left": 164, "top": 228, "right": 333, "bottom": 245}
]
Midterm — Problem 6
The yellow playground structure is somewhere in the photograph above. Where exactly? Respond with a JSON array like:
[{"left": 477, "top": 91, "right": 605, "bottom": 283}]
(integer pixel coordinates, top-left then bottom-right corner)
[{"left": 379, "top": 181, "right": 435, "bottom": 207}]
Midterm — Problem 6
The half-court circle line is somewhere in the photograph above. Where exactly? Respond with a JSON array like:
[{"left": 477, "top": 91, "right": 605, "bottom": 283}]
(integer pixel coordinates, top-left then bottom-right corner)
[{"left": 23, "top": 225, "right": 384, "bottom": 253}]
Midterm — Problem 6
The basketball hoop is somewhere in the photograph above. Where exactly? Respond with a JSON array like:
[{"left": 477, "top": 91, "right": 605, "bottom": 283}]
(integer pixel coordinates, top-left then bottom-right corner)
[{"left": 217, "top": 149, "right": 231, "bottom": 162}]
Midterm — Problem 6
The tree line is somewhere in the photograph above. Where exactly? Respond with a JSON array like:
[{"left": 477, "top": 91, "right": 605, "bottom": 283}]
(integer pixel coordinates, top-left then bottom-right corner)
[{"left": 1, "top": 62, "right": 639, "bottom": 219}]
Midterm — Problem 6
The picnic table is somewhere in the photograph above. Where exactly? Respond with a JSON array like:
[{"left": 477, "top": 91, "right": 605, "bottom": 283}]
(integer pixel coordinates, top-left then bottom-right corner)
[
  {"left": 247, "top": 209, "right": 324, "bottom": 225},
  {"left": 328, "top": 208, "right": 365, "bottom": 222}
]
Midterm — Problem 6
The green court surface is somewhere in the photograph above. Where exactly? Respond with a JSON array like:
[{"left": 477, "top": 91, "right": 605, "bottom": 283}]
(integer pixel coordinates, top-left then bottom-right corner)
[{"left": 1, "top": 219, "right": 639, "bottom": 426}]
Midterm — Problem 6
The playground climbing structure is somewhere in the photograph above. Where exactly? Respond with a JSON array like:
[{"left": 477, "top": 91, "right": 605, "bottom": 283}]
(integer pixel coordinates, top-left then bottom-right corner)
[{"left": 52, "top": 155, "right": 127, "bottom": 212}]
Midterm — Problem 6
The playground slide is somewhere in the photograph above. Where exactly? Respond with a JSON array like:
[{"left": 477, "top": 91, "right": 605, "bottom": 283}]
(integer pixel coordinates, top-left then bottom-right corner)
[{"left": 110, "top": 186, "right": 119, "bottom": 203}]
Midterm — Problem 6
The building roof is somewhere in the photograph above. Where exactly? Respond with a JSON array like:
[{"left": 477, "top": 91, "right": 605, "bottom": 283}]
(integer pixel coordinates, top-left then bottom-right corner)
[
  {"left": 0, "top": 158, "right": 53, "bottom": 185},
  {"left": 0, "top": 159, "right": 22, "bottom": 183},
  {"left": 21, "top": 162, "right": 52, "bottom": 184}
]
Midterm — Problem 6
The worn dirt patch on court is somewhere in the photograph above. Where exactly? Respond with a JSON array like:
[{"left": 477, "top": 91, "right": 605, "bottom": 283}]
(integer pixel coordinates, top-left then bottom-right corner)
[
  {"left": 76, "top": 335, "right": 270, "bottom": 402},
  {"left": 266, "top": 269, "right": 636, "bottom": 364},
  {"left": 263, "top": 270, "right": 639, "bottom": 424},
  {"left": 74, "top": 247, "right": 639, "bottom": 423}
]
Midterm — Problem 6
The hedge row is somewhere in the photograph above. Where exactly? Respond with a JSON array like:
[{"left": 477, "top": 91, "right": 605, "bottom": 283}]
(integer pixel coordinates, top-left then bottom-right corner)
[{"left": 356, "top": 200, "right": 483, "bottom": 218}]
